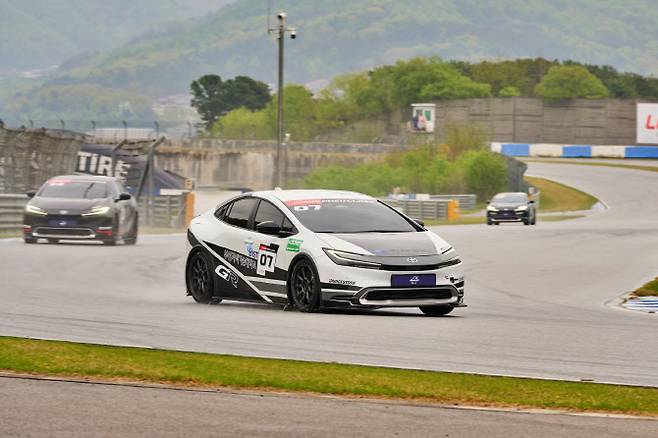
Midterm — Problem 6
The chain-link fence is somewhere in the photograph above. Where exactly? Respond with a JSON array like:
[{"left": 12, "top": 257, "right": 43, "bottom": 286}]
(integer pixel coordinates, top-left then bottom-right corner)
[
  {"left": 0, "top": 123, "right": 83, "bottom": 193},
  {"left": 1, "top": 119, "right": 198, "bottom": 141}
]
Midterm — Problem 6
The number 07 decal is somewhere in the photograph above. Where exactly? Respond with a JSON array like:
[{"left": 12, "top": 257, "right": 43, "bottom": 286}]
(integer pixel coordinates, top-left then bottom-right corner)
[{"left": 257, "top": 244, "right": 278, "bottom": 276}]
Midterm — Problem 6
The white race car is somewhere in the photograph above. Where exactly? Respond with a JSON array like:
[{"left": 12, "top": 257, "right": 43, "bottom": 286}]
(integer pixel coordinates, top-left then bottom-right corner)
[{"left": 185, "top": 190, "right": 465, "bottom": 316}]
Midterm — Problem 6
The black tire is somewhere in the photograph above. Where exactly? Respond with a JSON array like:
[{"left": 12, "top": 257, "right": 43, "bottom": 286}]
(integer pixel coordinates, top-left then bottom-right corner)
[
  {"left": 531, "top": 212, "right": 537, "bottom": 225},
  {"left": 419, "top": 305, "right": 454, "bottom": 316},
  {"left": 24, "top": 238, "right": 37, "bottom": 244},
  {"left": 487, "top": 218, "right": 492, "bottom": 226},
  {"left": 289, "top": 258, "right": 321, "bottom": 312},
  {"left": 186, "top": 250, "right": 217, "bottom": 304},
  {"left": 523, "top": 218, "right": 530, "bottom": 225},
  {"left": 494, "top": 222, "right": 500, "bottom": 226},
  {"left": 124, "top": 217, "right": 138, "bottom": 245}
]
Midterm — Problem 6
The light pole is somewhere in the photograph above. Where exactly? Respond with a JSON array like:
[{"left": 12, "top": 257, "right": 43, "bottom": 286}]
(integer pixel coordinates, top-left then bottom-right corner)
[{"left": 269, "top": 12, "right": 296, "bottom": 188}]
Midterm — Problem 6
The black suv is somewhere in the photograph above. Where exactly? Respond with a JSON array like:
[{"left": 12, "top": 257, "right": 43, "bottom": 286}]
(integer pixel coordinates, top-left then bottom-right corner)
[
  {"left": 23, "top": 175, "right": 138, "bottom": 245},
  {"left": 486, "top": 192, "right": 536, "bottom": 226}
]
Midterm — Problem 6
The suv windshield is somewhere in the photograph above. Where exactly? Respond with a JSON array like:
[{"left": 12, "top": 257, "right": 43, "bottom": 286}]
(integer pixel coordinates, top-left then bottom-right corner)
[
  {"left": 39, "top": 180, "right": 108, "bottom": 199},
  {"left": 492, "top": 193, "right": 527, "bottom": 204},
  {"left": 284, "top": 199, "right": 417, "bottom": 233}
]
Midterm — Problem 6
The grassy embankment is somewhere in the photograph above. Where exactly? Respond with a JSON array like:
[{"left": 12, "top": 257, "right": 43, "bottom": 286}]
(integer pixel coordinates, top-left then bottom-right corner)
[
  {"left": 633, "top": 278, "right": 658, "bottom": 298},
  {"left": 427, "top": 176, "right": 598, "bottom": 225},
  {"left": 1, "top": 337, "right": 657, "bottom": 416}
]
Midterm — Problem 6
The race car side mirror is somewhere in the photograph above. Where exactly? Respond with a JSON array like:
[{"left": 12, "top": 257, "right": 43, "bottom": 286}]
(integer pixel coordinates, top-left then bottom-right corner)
[
  {"left": 26, "top": 191, "right": 36, "bottom": 198},
  {"left": 256, "top": 221, "right": 281, "bottom": 236},
  {"left": 116, "top": 193, "right": 132, "bottom": 201},
  {"left": 528, "top": 200, "right": 535, "bottom": 204}
]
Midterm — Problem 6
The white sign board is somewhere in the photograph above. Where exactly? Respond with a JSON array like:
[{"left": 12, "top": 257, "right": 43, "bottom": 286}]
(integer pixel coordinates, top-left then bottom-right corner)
[{"left": 637, "top": 103, "right": 658, "bottom": 144}]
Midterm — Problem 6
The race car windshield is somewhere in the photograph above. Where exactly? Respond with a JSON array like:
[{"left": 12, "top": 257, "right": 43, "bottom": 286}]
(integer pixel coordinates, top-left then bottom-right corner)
[
  {"left": 285, "top": 199, "right": 417, "bottom": 233},
  {"left": 39, "top": 181, "right": 108, "bottom": 199},
  {"left": 492, "top": 193, "right": 527, "bottom": 204}
]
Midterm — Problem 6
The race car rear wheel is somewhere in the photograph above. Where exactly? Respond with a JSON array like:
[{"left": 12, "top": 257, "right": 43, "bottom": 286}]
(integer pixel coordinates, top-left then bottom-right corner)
[
  {"left": 290, "top": 259, "right": 321, "bottom": 312},
  {"left": 419, "top": 305, "right": 454, "bottom": 316},
  {"left": 186, "top": 250, "right": 216, "bottom": 304}
]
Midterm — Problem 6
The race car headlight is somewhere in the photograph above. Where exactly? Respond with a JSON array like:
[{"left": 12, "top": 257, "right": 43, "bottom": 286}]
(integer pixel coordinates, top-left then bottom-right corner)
[
  {"left": 486, "top": 205, "right": 498, "bottom": 212},
  {"left": 25, "top": 205, "right": 48, "bottom": 216},
  {"left": 323, "top": 248, "right": 382, "bottom": 269},
  {"left": 82, "top": 205, "right": 111, "bottom": 216},
  {"left": 515, "top": 205, "right": 528, "bottom": 211}
]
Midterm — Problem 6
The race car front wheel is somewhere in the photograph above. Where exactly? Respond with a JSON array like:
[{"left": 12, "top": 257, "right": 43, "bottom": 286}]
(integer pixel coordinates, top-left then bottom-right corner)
[
  {"left": 290, "top": 259, "right": 321, "bottom": 312},
  {"left": 186, "top": 250, "right": 216, "bottom": 304}
]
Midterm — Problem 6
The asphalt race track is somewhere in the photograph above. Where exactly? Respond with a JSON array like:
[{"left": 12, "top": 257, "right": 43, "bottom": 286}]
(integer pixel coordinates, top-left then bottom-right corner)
[
  {"left": 1, "top": 162, "right": 657, "bottom": 386},
  {"left": 2, "top": 375, "right": 656, "bottom": 438}
]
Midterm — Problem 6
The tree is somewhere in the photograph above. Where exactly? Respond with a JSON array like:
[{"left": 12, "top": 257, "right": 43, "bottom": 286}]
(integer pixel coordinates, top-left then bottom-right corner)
[
  {"left": 498, "top": 86, "right": 521, "bottom": 97},
  {"left": 191, "top": 74, "right": 271, "bottom": 129},
  {"left": 534, "top": 66, "right": 609, "bottom": 100}
]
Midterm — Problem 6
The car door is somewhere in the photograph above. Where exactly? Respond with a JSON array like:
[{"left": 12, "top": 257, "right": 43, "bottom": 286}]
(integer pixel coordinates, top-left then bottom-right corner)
[
  {"left": 242, "top": 199, "right": 298, "bottom": 301},
  {"left": 214, "top": 197, "right": 266, "bottom": 301}
]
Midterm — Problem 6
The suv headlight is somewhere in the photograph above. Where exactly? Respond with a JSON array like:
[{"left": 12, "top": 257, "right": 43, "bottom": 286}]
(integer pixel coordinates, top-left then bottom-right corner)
[
  {"left": 82, "top": 205, "right": 111, "bottom": 216},
  {"left": 515, "top": 205, "right": 528, "bottom": 211},
  {"left": 25, "top": 205, "right": 48, "bottom": 216},
  {"left": 486, "top": 205, "right": 498, "bottom": 212},
  {"left": 323, "top": 248, "right": 381, "bottom": 269}
]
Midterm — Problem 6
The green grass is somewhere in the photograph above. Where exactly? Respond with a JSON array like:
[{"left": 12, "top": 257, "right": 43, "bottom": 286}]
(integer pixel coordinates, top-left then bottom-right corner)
[
  {"left": 633, "top": 278, "right": 658, "bottom": 297},
  {"left": 425, "top": 215, "right": 584, "bottom": 226},
  {"left": 1, "top": 337, "right": 657, "bottom": 416},
  {"left": 525, "top": 176, "right": 599, "bottom": 212}
]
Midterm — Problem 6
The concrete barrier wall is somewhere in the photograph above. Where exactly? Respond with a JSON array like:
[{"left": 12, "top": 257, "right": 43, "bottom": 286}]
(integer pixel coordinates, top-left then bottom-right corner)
[
  {"left": 492, "top": 143, "right": 658, "bottom": 159},
  {"left": 156, "top": 139, "right": 398, "bottom": 191},
  {"left": 433, "top": 98, "right": 653, "bottom": 146}
]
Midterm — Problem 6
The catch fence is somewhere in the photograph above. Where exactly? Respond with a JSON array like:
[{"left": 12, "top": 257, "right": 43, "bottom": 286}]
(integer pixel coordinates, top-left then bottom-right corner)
[{"left": 0, "top": 124, "right": 83, "bottom": 194}]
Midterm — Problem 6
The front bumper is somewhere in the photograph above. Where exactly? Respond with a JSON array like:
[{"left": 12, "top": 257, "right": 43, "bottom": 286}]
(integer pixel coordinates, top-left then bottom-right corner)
[
  {"left": 319, "top": 259, "right": 465, "bottom": 308},
  {"left": 23, "top": 213, "right": 113, "bottom": 240},
  {"left": 487, "top": 209, "right": 528, "bottom": 222}
]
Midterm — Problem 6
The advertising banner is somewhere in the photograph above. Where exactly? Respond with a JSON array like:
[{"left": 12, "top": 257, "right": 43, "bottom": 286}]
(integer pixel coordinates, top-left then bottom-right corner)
[{"left": 637, "top": 103, "right": 658, "bottom": 144}]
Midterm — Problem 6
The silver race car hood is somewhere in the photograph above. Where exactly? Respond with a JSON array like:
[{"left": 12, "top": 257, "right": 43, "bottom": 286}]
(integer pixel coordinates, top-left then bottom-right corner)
[{"left": 317, "top": 232, "right": 439, "bottom": 256}]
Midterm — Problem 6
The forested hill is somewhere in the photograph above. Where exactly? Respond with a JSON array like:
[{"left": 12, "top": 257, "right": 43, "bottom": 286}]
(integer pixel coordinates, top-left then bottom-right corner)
[
  {"left": 47, "top": 0, "right": 658, "bottom": 96},
  {"left": 0, "top": 0, "right": 232, "bottom": 72}
]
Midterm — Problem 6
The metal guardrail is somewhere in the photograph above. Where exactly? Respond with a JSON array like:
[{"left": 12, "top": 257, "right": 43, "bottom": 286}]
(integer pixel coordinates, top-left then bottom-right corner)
[
  {"left": 0, "top": 194, "right": 27, "bottom": 232},
  {"left": 137, "top": 193, "right": 189, "bottom": 228},
  {"left": 428, "top": 194, "right": 477, "bottom": 210},
  {"left": 0, "top": 193, "right": 189, "bottom": 234},
  {"left": 381, "top": 199, "right": 450, "bottom": 220}
]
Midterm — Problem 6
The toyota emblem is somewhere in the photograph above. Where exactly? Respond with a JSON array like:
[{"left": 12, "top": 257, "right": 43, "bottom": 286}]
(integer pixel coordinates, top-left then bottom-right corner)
[{"left": 407, "top": 257, "right": 418, "bottom": 263}]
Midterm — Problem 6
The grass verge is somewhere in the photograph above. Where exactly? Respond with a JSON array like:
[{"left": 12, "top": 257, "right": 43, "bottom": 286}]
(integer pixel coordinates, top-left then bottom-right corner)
[
  {"left": 425, "top": 215, "right": 584, "bottom": 226},
  {"left": 525, "top": 176, "right": 599, "bottom": 212},
  {"left": 1, "top": 337, "right": 657, "bottom": 416},
  {"left": 632, "top": 278, "right": 658, "bottom": 298}
]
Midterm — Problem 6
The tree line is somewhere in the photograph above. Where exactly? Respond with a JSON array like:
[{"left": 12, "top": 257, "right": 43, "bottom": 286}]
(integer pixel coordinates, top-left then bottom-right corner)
[{"left": 192, "top": 57, "right": 658, "bottom": 141}]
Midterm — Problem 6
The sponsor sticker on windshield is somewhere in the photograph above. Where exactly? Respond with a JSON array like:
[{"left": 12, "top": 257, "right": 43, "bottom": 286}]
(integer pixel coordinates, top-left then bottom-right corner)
[
  {"left": 285, "top": 198, "right": 375, "bottom": 212},
  {"left": 285, "top": 199, "right": 322, "bottom": 207}
]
